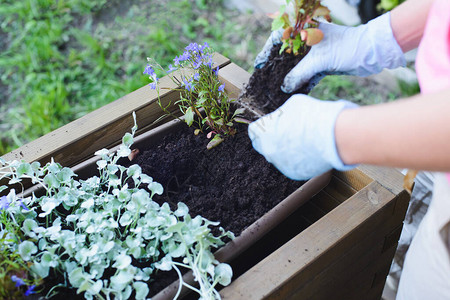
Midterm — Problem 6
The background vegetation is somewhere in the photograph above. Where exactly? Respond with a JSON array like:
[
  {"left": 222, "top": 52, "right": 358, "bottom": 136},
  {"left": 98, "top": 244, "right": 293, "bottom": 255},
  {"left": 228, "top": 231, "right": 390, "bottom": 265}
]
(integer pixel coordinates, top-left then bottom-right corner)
[{"left": 0, "top": 0, "right": 418, "bottom": 155}]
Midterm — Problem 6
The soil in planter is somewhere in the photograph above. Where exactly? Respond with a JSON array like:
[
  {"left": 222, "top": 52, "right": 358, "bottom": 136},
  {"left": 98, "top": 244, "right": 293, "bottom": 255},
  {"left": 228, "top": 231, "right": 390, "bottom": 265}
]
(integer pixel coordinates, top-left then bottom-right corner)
[
  {"left": 240, "top": 44, "right": 312, "bottom": 114},
  {"left": 121, "top": 122, "right": 306, "bottom": 297}
]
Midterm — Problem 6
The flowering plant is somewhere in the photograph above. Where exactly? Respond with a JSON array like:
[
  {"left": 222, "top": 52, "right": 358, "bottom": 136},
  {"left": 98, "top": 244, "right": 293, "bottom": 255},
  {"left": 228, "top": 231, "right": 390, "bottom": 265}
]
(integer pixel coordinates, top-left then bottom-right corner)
[
  {"left": 0, "top": 113, "right": 234, "bottom": 299},
  {"left": 144, "top": 42, "right": 245, "bottom": 149},
  {"left": 271, "top": 0, "right": 331, "bottom": 54}
]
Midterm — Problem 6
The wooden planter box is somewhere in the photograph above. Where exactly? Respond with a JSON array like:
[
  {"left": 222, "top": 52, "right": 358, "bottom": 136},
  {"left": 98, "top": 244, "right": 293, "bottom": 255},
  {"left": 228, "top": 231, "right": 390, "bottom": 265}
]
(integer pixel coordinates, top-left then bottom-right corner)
[
  {"left": 1, "top": 54, "right": 409, "bottom": 299},
  {"left": 220, "top": 165, "right": 409, "bottom": 300}
]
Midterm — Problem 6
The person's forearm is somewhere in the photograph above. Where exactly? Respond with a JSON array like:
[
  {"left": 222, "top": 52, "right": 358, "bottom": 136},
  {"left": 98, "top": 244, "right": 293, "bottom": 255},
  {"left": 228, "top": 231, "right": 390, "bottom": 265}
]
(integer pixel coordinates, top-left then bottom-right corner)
[
  {"left": 390, "top": 0, "right": 434, "bottom": 52},
  {"left": 335, "top": 88, "right": 450, "bottom": 172}
]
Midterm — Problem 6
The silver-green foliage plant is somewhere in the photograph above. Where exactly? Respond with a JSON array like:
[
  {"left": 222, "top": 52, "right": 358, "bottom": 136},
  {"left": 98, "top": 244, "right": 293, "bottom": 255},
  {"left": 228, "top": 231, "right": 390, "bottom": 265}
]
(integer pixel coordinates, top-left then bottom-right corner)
[{"left": 0, "top": 113, "right": 234, "bottom": 299}]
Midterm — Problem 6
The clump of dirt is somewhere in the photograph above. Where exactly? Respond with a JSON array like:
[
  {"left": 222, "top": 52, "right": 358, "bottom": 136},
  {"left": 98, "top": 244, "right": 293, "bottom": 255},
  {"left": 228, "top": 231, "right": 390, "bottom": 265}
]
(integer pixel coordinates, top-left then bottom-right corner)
[{"left": 240, "top": 44, "right": 311, "bottom": 114}]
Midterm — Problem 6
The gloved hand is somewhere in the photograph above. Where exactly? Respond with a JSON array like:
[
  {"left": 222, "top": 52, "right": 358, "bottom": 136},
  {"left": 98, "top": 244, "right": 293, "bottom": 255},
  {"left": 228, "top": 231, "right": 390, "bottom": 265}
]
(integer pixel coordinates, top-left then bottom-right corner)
[
  {"left": 248, "top": 94, "right": 359, "bottom": 181},
  {"left": 254, "top": 12, "right": 406, "bottom": 93}
]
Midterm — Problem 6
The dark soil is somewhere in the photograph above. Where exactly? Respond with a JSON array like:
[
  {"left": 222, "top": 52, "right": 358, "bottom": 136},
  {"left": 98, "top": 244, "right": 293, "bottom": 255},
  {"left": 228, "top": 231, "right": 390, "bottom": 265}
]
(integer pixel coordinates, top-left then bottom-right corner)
[
  {"left": 129, "top": 122, "right": 304, "bottom": 235},
  {"left": 240, "top": 44, "right": 311, "bottom": 114}
]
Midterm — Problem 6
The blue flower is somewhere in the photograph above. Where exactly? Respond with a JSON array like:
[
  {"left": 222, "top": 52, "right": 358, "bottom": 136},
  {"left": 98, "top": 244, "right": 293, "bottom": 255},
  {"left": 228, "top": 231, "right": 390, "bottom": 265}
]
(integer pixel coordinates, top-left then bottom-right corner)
[
  {"left": 19, "top": 201, "right": 29, "bottom": 211},
  {"left": 167, "top": 64, "right": 177, "bottom": 73},
  {"left": 173, "top": 55, "right": 182, "bottom": 66},
  {"left": 185, "top": 42, "right": 199, "bottom": 52},
  {"left": 143, "top": 64, "right": 155, "bottom": 77},
  {"left": 193, "top": 60, "right": 202, "bottom": 70},
  {"left": 175, "top": 52, "right": 191, "bottom": 66},
  {"left": 149, "top": 82, "right": 157, "bottom": 90},
  {"left": 0, "top": 196, "right": 9, "bottom": 210},
  {"left": 193, "top": 73, "right": 200, "bottom": 81},
  {"left": 218, "top": 84, "right": 225, "bottom": 93},
  {"left": 183, "top": 80, "right": 194, "bottom": 92},
  {"left": 11, "top": 275, "right": 26, "bottom": 287},
  {"left": 25, "top": 285, "right": 36, "bottom": 296},
  {"left": 199, "top": 42, "right": 209, "bottom": 52},
  {"left": 213, "top": 66, "right": 220, "bottom": 76},
  {"left": 143, "top": 64, "right": 158, "bottom": 83}
]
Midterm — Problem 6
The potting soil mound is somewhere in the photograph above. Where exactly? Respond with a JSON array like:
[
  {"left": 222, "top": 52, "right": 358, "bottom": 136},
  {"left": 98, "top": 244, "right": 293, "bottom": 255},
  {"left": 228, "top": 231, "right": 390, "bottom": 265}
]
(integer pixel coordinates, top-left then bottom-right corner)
[{"left": 240, "top": 44, "right": 312, "bottom": 114}]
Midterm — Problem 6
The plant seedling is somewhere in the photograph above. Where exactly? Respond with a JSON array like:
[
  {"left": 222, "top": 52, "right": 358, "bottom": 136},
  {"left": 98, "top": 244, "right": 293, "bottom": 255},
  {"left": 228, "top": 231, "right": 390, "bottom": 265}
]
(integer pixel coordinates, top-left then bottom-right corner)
[
  {"left": 144, "top": 42, "right": 245, "bottom": 149},
  {"left": 271, "top": 0, "right": 331, "bottom": 54}
]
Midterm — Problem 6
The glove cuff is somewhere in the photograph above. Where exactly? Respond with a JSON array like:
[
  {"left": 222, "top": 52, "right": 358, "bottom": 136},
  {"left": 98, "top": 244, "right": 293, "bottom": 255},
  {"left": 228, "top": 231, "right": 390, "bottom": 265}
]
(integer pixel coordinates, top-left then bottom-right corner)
[
  {"left": 354, "top": 12, "right": 406, "bottom": 77},
  {"left": 325, "top": 100, "right": 359, "bottom": 172}
]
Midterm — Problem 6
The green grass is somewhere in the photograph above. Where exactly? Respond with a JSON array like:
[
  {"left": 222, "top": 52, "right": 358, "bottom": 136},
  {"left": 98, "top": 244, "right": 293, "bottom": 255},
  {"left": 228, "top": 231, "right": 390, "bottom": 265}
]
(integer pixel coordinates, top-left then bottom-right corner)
[{"left": 0, "top": 0, "right": 268, "bottom": 155}]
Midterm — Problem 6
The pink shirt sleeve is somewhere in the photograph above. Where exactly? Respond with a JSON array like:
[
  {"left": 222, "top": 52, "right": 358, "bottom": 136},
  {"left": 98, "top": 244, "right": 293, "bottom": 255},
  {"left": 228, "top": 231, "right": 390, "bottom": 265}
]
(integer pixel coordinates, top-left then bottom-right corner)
[
  {"left": 414, "top": 0, "right": 450, "bottom": 183},
  {"left": 415, "top": 0, "right": 450, "bottom": 95}
]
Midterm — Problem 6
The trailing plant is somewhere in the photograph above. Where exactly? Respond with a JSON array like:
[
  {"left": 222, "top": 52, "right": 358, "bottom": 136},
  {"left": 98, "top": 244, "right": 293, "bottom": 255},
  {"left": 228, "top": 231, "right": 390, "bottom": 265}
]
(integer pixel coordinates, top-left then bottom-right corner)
[
  {"left": 0, "top": 113, "right": 234, "bottom": 299},
  {"left": 144, "top": 42, "right": 245, "bottom": 149},
  {"left": 0, "top": 219, "right": 40, "bottom": 299},
  {"left": 271, "top": 0, "right": 331, "bottom": 54}
]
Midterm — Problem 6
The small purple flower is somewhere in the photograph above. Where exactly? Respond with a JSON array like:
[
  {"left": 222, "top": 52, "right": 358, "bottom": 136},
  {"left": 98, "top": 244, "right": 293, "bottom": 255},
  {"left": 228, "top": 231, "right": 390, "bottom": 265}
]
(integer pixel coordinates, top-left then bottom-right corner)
[
  {"left": 185, "top": 42, "right": 199, "bottom": 52},
  {"left": 174, "top": 52, "right": 190, "bottom": 66},
  {"left": 143, "top": 64, "right": 155, "bottom": 77},
  {"left": 199, "top": 42, "right": 209, "bottom": 52},
  {"left": 193, "top": 73, "right": 200, "bottom": 81},
  {"left": 11, "top": 275, "right": 26, "bottom": 287},
  {"left": 218, "top": 84, "right": 225, "bottom": 93},
  {"left": 167, "top": 64, "right": 177, "bottom": 73},
  {"left": 213, "top": 66, "right": 220, "bottom": 76},
  {"left": 183, "top": 80, "right": 194, "bottom": 92},
  {"left": 25, "top": 285, "right": 36, "bottom": 296},
  {"left": 0, "top": 195, "right": 9, "bottom": 210},
  {"left": 193, "top": 60, "right": 202, "bottom": 70},
  {"left": 149, "top": 82, "right": 157, "bottom": 90},
  {"left": 19, "top": 201, "right": 29, "bottom": 211}
]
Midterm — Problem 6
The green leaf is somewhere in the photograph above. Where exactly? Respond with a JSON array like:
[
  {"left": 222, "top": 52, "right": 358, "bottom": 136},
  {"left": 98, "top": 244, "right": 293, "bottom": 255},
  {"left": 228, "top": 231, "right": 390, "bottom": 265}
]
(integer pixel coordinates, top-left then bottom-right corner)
[
  {"left": 18, "top": 240, "right": 38, "bottom": 261},
  {"left": 174, "top": 202, "right": 189, "bottom": 217},
  {"left": 271, "top": 15, "right": 286, "bottom": 31},
  {"left": 207, "top": 134, "right": 224, "bottom": 150},
  {"left": 127, "top": 164, "right": 142, "bottom": 179},
  {"left": 43, "top": 173, "right": 60, "bottom": 188},
  {"left": 57, "top": 167, "right": 75, "bottom": 183},
  {"left": 69, "top": 268, "right": 86, "bottom": 288},
  {"left": 292, "top": 35, "right": 302, "bottom": 54},
  {"left": 185, "top": 106, "right": 195, "bottom": 126},
  {"left": 113, "top": 253, "right": 132, "bottom": 270},
  {"left": 215, "top": 263, "right": 233, "bottom": 286},
  {"left": 122, "top": 132, "right": 134, "bottom": 147},
  {"left": 133, "top": 282, "right": 149, "bottom": 300},
  {"left": 17, "top": 162, "right": 32, "bottom": 177},
  {"left": 279, "top": 41, "right": 290, "bottom": 54},
  {"left": 119, "top": 211, "right": 134, "bottom": 226},
  {"left": 232, "top": 108, "right": 245, "bottom": 118},
  {"left": 148, "top": 182, "right": 163, "bottom": 196},
  {"left": 117, "top": 145, "right": 131, "bottom": 158}
]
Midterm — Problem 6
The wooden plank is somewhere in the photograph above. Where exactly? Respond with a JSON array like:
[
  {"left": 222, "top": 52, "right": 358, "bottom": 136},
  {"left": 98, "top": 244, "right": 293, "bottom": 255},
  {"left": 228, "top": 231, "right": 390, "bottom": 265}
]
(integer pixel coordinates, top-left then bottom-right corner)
[
  {"left": 358, "top": 165, "right": 405, "bottom": 195},
  {"left": 1, "top": 53, "right": 231, "bottom": 168},
  {"left": 220, "top": 181, "right": 401, "bottom": 300},
  {"left": 309, "top": 190, "right": 342, "bottom": 212},
  {"left": 218, "top": 62, "right": 250, "bottom": 100},
  {"left": 321, "top": 175, "right": 357, "bottom": 203},
  {"left": 283, "top": 194, "right": 406, "bottom": 300},
  {"left": 333, "top": 168, "right": 373, "bottom": 191}
]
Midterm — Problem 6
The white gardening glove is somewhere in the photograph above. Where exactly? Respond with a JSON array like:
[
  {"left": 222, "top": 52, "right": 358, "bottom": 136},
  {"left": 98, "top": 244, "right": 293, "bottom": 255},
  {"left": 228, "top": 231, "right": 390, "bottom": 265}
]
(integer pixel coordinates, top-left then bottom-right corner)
[
  {"left": 254, "top": 12, "right": 406, "bottom": 93},
  {"left": 248, "top": 94, "right": 358, "bottom": 181}
]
